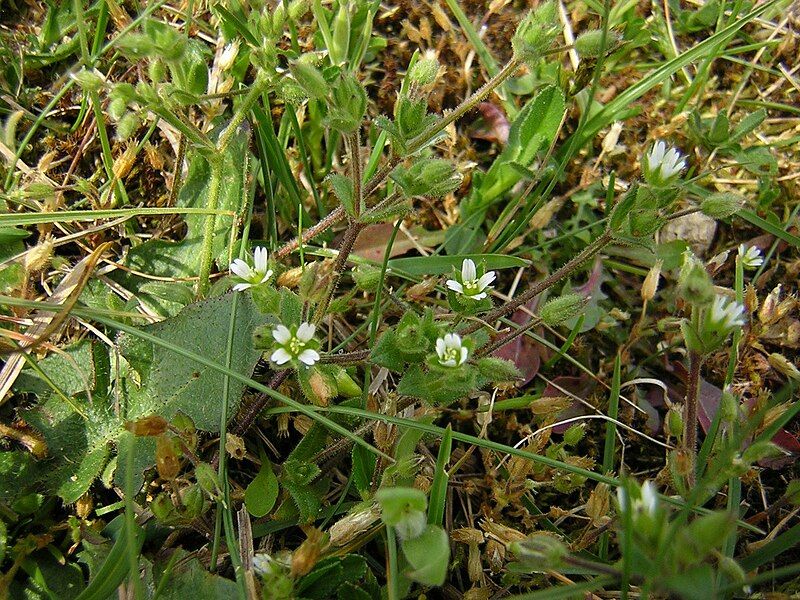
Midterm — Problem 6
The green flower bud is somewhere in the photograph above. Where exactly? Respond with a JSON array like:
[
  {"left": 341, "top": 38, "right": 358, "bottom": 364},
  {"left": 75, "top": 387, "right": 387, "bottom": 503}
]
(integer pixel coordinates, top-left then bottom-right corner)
[
  {"left": 700, "top": 192, "right": 745, "bottom": 218},
  {"left": 563, "top": 423, "right": 585, "bottom": 446},
  {"left": 148, "top": 59, "right": 166, "bottom": 83},
  {"left": 677, "top": 252, "right": 715, "bottom": 306},
  {"left": 330, "top": 2, "right": 351, "bottom": 66},
  {"left": 539, "top": 293, "right": 585, "bottom": 326},
  {"left": 72, "top": 68, "right": 104, "bottom": 92},
  {"left": 325, "top": 73, "right": 367, "bottom": 133},
  {"left": 116, "top": 112, "right": 141, "bottom": 140},
  {"left": 666, "top": 407, "right": 683, "bottom": 438},
  {"left": 352, "top": 264, "right": 383, "bottom": 292},
  {"left": 574, "top": 29, "right": 621, "bottom": 57},
  {"left": 179, "top": 484, "right": 204, "bottom": 519},
  {"left": 195, "top": 462, "right": 222, "bottom": 500},
  {"left": 108, "top": 97, "right": 128, "bottom": 121},
  {"left": 376, "top": 487, "right": 427, "bottom": 540},
  {"left": 407, "top": 53, "right": 439, "bottom": 88},
  {"left": 719, "top": 391, "right": 739, "bottom": 423},
  {"left": 512, "top": 1, "right": 560, "bottom": 64},
  {"left": 390, "top": 159, "right": 462, "bottom": 197},
  {"left": 151, "top": 493, "right": 177, "bottom": 523},
  {"left": 510, "top": 533, "right": 568, "bottom": 569},
  {"left": 289, "top": 56, "right": 328, "bottom": 100},
  {"left": 288, "top": 0, "right": 309, "bottom": 21}
]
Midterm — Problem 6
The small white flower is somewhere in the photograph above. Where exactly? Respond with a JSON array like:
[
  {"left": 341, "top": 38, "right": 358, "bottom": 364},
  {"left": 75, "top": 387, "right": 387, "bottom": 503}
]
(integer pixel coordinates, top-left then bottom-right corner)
[
  {"left": 640, "top": 481, "right": 658, "bottom": 517},
  {"left": 435, "top": 333, "right": 469, "bottom": 367},
  {"left": 269, "top": 322, "right": 320, "bottom": 367},
  {"left": 231, "top": 246, "right": 274, "bottom": 291},
  {"left": 643, "top": 140, "right": 685, "bottom": 185},
  {"left": 738, "top": 244, "right": 763, "bottom": 270},
  {"left": 446, "top": 258, "right": 496, "bottom": 300},
  {"left": 708, "top": 295, "right": 747, "bottom": 332}
]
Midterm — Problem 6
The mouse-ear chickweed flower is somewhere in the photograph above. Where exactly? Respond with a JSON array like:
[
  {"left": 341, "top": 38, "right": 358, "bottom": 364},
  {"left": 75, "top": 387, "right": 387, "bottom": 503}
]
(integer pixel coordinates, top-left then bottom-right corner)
[
  {"left": 270, "top": 322, "right": 320, "bottom": 367},
  {"left": 231, "top": 246, "right": 273, "bottom": 291},
  {"left": 446, "top": 259, "right": 496, "bottom": 300},
  {"left": 707, "top": 295, "right": 747, "bottom": 333},
  {"left": 642, "top": 140, "right": 685, "bottom": 187},
  {"left": 738, "top": 244, "right": 763, "bottom": 270},
  {"left": 435, "top": 333, "right": 468, "bottom": 367}
]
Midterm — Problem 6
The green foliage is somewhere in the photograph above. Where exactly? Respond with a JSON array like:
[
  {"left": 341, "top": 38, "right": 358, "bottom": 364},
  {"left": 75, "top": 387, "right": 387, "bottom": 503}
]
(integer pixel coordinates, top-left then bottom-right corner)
[{"left": 296, "top": 554, "right": 380, "bottom": 599}]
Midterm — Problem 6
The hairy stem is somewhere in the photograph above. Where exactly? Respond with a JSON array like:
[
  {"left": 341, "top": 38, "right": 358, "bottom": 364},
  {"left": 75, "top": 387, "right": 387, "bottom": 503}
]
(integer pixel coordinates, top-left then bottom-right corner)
[
  {"left": 683, "top": 350, "right": 703, "bottom": 488},
  {"left": 463, "top": 229, "right": 613, "bottom": 335},
  {"left": 195, "top": 157, "right": 224, "bottom": 298},
  {"left": 349, "top": 131, "right": 363, "bottom": 217},
  {"left": 312, "top": 222, "right": 366, "bottom": 324}
]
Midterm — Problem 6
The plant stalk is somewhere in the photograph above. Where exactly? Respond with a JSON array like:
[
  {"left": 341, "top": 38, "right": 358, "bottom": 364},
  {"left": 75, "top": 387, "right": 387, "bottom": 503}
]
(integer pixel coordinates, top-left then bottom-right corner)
[
  {"left": 313, "top": 221, "right": 365, "bottom": 324},
  {"left": 683, "top": 349, "right": 703, "bottom": 487},
  {"left": 195, "top": 157, "right": 224, "bottom": 298}
]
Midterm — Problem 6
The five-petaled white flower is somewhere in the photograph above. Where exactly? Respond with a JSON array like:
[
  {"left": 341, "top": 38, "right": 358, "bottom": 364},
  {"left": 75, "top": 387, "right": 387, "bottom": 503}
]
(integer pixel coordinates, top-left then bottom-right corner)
[
  {"left": 231, "top": 247, "right": 273, "bottom": 292},
  {"left": 643, "top": 140, "right": 685, "bottom": 186},
  {"left": 738, "top": 244, "right": 763, "bottom": 270},
  {"left": 435, "top": 333, "right": 468, "bottom": 367},
  {"left": 446, "top": 258, "right": 496, "bottom": 300},
  {"left": 270, "top": 322, "right": 320, "bottom": 366},
  {"left": 708, "top": 295, "right": 747, "bottom": 332}
]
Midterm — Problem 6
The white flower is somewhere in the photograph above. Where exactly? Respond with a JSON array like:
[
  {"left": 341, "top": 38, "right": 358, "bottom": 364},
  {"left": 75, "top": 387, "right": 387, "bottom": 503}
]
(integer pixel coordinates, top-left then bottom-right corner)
[
  {"left": 617, "top": 480, "right": 658, "bottom": 517},
  {"left": 708, "top": 295, "right": 747, "bottom": 332},
  {"left": 269, "top": 322, "right": 320, "bottom": 366},
  {"left": 435, "top": 333, "right": 469, "bottom": 367},
  {"left": 446, "top": 258, "right": 496, "bottom": 300},
  {"left": 738, "top": 244, "right": 763, "bottom": 270},
  {"left": 643, "top": 140, "right": 685, "bottom": 185},
  {"left": 231, "top": 247, "right": 273, "bottom": 291}
]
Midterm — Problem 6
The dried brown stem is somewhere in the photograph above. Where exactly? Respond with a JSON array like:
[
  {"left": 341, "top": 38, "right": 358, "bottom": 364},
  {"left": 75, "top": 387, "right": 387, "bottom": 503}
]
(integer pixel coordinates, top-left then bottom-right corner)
[{"left": 682, "top": 350, "right": 703, "bottom": 488}]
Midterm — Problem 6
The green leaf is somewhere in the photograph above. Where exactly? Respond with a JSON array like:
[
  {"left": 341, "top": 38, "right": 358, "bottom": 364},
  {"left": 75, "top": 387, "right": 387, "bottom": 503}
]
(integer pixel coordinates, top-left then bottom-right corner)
[
  {"left": 245, "top": 457, "right": 279, "bottom": 518},
  {"left": 397, "top": 365, "right": 478, "bottom": 405},
  {"left": 401, "top": 524, "right": 450, "bottom": 586},
  {"left": 388, "top": 254, "right": 529, "bottom": 276},
  {"left": 121, "top": 119, "right": 249, "bottom": 282},
  {"left": 328, "top": 173, "right": 356, "bottom": 217},
  {"left": 118, "top": 293, "right": 268, "bottom": 431},
  {"left": 352, "top": 444, "right": 377, "bottom": 498},
  {"left": 427, "top": 425, "right": 452, "bottom": 527},
  {"left": 152, "top": 549, "right": 240, "bottom": 599},
  {"left": 729, "top": 108, "right": 766, "bottom": 144}
]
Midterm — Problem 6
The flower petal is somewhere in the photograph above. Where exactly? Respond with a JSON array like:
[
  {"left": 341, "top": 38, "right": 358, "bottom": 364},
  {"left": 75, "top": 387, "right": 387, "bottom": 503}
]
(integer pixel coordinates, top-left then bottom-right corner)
[
  {"left": 270, "top": 348, "right": 292, "bottom": 365},
  {"left": 230, "top": 259, "right": 251, "bottom": 279},
  {"left": 477, "top": 271, "right": 496, "bottom": 290},
  {"left": 461, "top": 258, "right": 477, "bottom": 282},
  {"left": 445, "top": 280, "right": 464, "bottom": 294},
  {"left": 259, "top": 269, "right": 274, "bottom": 284},
  {"left": 296, "top": 322, "right": 316, "bottom": 342},
  {"left": 471, "top": 292, "right": 487, "bottom": 300},
  {"left": 459, "top": 347, "right": 468, "bottom": 365},
  {"left": 232, "top": 282, "right": 252, "bottom": 292},
  {"left": 298, "top": 349, "right": 320, "bottom": 366},
  {"left": 272, "top": 325, "right": 291, "bottom": 344},
  {"left": 253, "top": 247, "right": 268, "bottom": 272},
  {"left": 436, "top": 338, "right": 446, "bottom": 357}
]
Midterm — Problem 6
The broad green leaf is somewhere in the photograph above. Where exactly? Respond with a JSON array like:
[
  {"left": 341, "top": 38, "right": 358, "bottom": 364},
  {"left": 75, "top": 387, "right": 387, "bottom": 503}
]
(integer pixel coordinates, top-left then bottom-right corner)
[
  {"left": 152, "top": 549, "right": 239, "bottom": 599},
  {"left": 121, "top": 120, "right": 250, "bottom": 282},
  {"left": 118, "top": 293, "right": 267, "bottom": 431},
  {"left": 401, "top": 524, "right": 450, "bottom": 586},
  {"left": 388, "top": 253, "right": 529, "bottom": 275},
  {"left": 245, "top": 458, "right": 279, "bottom": 518}
]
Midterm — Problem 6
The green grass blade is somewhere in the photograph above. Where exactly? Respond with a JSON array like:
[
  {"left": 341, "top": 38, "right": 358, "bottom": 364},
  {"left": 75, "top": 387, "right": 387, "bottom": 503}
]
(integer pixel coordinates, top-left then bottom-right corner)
[{"left": 427, "top": 424, "right": 452, "bottom": 527}]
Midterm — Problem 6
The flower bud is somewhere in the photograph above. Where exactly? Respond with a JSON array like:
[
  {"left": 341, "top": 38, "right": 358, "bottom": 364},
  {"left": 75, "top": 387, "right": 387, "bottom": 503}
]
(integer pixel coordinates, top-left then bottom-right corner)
[
  {"left": 151, "top": 493, "right": 177, "bottom": 523},
  {"left": 116, "top": 112, "right": 141, "bottom": 140},
  {"left": 574, "top": 29, "right": 621, "bottom": 57},
  {"left": 678, "top": 251, "right": 714, "bottom": 306},
  {"left": 563, "top": 423, "right": 585, "bottom": 446},
  {"left": 700, "top": 192, "right": 745, "bottom": 218},
  {"left": 179, "top": 484, "right": 204, "bottom": 519},
  {"left": 512, "top": 1, "right": 560, "bottom": 64},
  {"left": 666, "top": 407, "right": 683, "bottom": 438},
  {"left": 407, "top": 52, "right": 439, "bottom": 88},
  {"left": 539, "top": 293, "right": 585, "bottom": 326},
  {"left": 289, "top": 56, "right": 328, "bottom": 99},
  {"left": 71, "top": 68, "right": 104, "bottom": 92},
  {"left": 510, "top": 533, "right": 568, "bottom": 569},
  {"left": 719, "top": 390, "right": 739, "bottom": 423},
  {"left": 352, "top": 264, "right": 383, "bottom": 292},
  {"left": 641, "top": 260, "right": 662, "bottom": 302}
]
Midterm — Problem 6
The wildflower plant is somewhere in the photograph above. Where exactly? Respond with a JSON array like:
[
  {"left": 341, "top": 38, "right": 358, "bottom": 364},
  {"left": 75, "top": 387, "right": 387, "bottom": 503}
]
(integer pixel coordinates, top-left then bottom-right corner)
[{"left": 5, "top": 0, "right": 792, "bottom": 597}]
